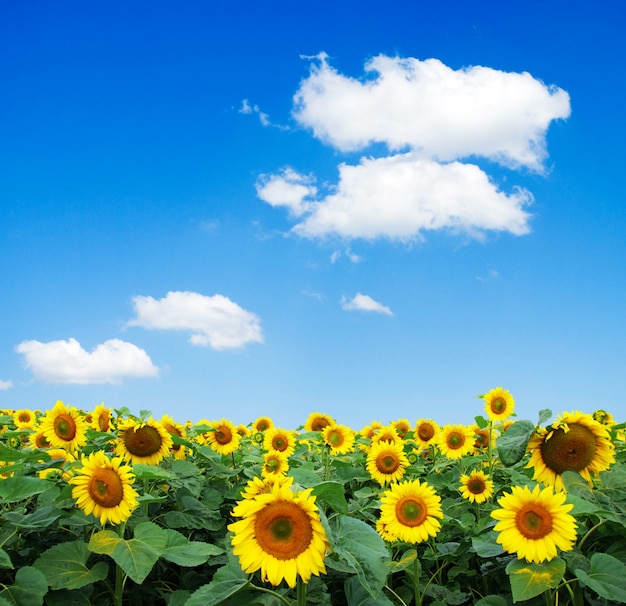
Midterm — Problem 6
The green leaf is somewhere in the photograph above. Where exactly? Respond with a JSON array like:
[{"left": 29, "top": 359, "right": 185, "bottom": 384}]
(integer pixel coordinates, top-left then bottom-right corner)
[
  {"left": 537, "top": 409, "right": 553, "bottom": 425},
  {"left": 3, "top": 505, "right": 62, "bottom": 529},
  {"left": 0, "top": 566, "right": 48, "bottom": 606},
  {"left": 185, "top": 557, "right": 249, "bottom": 606},
  {"left": 474, "top": 597, "right": 508, "bottom": 606},
  {"left": 33, "top": 540, "right": 109, "bottom": 590},
  {"left": 497, "top": 420, "right": 535, "bottom": 467},
  {"left": 0, "top": 443, "right": 30, "bottom": 462},
  {"left": 344, "top": 575, "right": 395, "bottom": 606},
  {"left": 41, "top": 587, "right": 94, "bottom": 606},
  {"left": 312, "top": 481, "right": 349, "bottom": 514},
  {"left": 506, "top": 557, "right": 565, "bottom": 603},
  {"left": 131, "top": 463, "right": 177, "bottom": 480},
  {"left": 471, "top": 532, "right": 505, "bottom": 557},
  {"left": 574, "top": 552, "right": 626, "bottom": 602},
  {"left": 0, "top": 548, "right": 13, "bottom": 569},
  {"left": 88, "top": 521, "right": 167, "bottom": 584},
  {"left": 0, "top": 476, "right": 49, "bottom": 503},
  {"left": 162, "top": 529, "right": 224, "bottom": 566},
  {"left": 329, "top": 514, "right": 391, "bottom": 599}
]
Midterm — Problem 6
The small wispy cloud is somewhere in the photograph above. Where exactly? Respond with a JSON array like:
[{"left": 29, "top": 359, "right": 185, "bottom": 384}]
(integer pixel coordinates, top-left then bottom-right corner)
[
  {"left": 476, "top": 269, "right": 500, "bottom": 282},
  {"left": 341, "top": 293, "right": 393, "bottom": 316},
  {"left": 330, "top": 248, "right": 362, "bottom": 264},
  {"left": 15, "top": 338, "right": 159, "bottom": 384},
  {"left": 240, "top": 99, "right": 289, "bottom": 130},
  {"left": 0, "top": 379, "right": 14, "bottom": 391},
  {"left": 127, "top": 290, "right": 264, "bottom": 350}
]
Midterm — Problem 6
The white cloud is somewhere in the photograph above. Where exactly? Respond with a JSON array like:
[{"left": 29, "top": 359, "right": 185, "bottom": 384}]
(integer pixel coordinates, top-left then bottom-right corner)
[
  {"left": 0, "top": 380, "right": 13, "bottom": 390},
  {"left": 293, "top": 53, "right": 570, "bottom": 171},
  {"left": 341, "top": 293, "right": 393, "bottom": 316},
  {"left": 15, "top": 338, "right": 159, "bottom": 384},
  {"left": 127, "top": 291, "right": 264, "bottom": 350},
  {"left": 262, "top": 155, "right": 532, "bottom": 240},
  {"left": 240, "top": 99, "right": 289, "bottom": 130},
  {"left": 257, "top": 53, "right": 567, "bottom": 242},
  {"left": 256, "top": 167, "right": 317, "bottom": 217}
]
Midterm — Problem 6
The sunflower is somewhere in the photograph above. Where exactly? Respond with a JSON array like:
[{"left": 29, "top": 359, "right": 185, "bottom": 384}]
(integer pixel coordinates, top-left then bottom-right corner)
[
  {"left": 240, "top": 474, "right": 293, "bottom": 500},
  {"left": 526, "top": 411, "right": 615, "bottom": 492},
  {"left": 482, "top": 387, "right": 515, "bottom": 422},
  {"left": 491, "top": 483, "right": 577, "bottom": 563},
  {"left": 592, "top": 409, "right": 615, "bottom": 427},
  {"left": 472, "top": 424, "right": 494, "bottom": 452},
  {"left": 262, "top": 451, "right": 289, "bottom": 478},
  {"left": 13, "top": 409, "right": 37, "bottom": 430},
  {"left": 413, "top": 419, "right": 440, "bottom": 448},
  {"left": 322, "top": 424, "right": 355, "bottom": 455},
  {"left": 263, "top": 427, "right": 297, "bottom": 457},
  {"left": 91, "top": 403, "right": 114, "bottom": 433},
  {"left": 115, "top": 417, "right": 173, "bottom": 465},
  {"left": 228, "top": 481, "right": 329, "bottom": 588},
  {"left": 437, "top": 424, "right": 475, "bottom": 460},
  {"left": 70, "top": 450, "right": 139, "bottom": 526},
  {"left": 359, "top": 421, "right": 383, "bottom": 440},
  {"left": 304, "top": 412, "right": 335, "bottom": 433},
  {"left": 38, "top": 448, "right": 76, "bottom": 481},
  {"left": 378, "top": 479, "right": 443, "bottom": 544},
  {"left": 40, "top": 401, "right": 88, "bottom": 452},
  {"left": 252, "top": 416, "right": 274, "bottom": 433},
  {"left": 202, "top": 418, "right": 241, "bottom": 456},
  {"left": 366, "top": 440, "right": 409, "bottom": 485},
  {"left": 390, "top": 419, "right": 412, "bottom": 439},
  {"left": 459, "top": 469, "right": 494, "bottom": 503},
  {"left": 371, "top": 425, "right": 402, "bottom": 446},
  {"left": 160, "top": 414, "right": 188, "bottom": 460},
  {"left": 30, "top": 427, "right": 52, "bottom": 449}
]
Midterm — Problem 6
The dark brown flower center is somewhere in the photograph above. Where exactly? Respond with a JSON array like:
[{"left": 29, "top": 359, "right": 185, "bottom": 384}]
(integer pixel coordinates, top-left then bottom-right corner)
[
  {"left": 516, "top": 503, "right": 552, "bottom": 539},
  {"left": 214, "top": 425, "right": 233, "bottom": 445},
  {"left": 124, "top": 425, "right": 163, "bottom": 457},
  {"left": 377, "top": 452, "right": 400, "bottom": 473},
  {"left": 255, "top": 501, "right": 313, "bottom": 560},
  {"left": 396, "top": 496, "right": 427, "bottom": 527},
  {"left": 490, "top": 397, "right": 507, "bottom": 414},
  {"left": 417, "top": 423, "right": 435, "bottom": 441},
  {"left": 54, "top": 413, "right": 77, "bottom": 441},
  {"left": 540, "top": 423, "right": 597, "bottom": 474},
  {"left": 446, "top": 431, "right": 464, "bottom": 449},
  {"left": 88, "top": 468, "right": 124, "bottom": 508},
  {"left": 467, "top": 477, "right": 486, "bottom": 494}
]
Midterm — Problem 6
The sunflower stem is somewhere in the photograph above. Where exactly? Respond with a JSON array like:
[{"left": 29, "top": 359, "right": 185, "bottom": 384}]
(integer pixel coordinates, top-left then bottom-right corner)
[
  {"left": 296, "top": 576, "right": 307, "bottom": 606},
  {"left": 113, "top": 522, "right": 127, "bottom": 606}
]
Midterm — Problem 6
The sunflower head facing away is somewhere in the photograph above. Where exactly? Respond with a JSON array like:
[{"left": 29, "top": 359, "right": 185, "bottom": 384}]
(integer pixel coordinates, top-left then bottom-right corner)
[
  {"left": 482, "top": 387, "right": 515, "bottom": 422},
  {"left": 378, "top": 479, "right": 444, "bottom": 544},
  {"left": 228, "top": 481, "right": 329, "bottom": 588},
  {"left": 70, "top": 450, "right": 139, "bottom": 526},
  {"left": 491, "top": 483, "right": 577, "bottom": 564},
  {"left": 459, "top": 469, "right": 494, "bottom": 503},
  {"left": 526, "top": 411, "right": 616, "bottom": 491}
]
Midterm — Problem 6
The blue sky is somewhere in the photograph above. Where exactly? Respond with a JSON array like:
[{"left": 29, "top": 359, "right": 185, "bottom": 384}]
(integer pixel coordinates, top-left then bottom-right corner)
[{"left": 2, "top": 1, "right": 625, "bottom": 430}]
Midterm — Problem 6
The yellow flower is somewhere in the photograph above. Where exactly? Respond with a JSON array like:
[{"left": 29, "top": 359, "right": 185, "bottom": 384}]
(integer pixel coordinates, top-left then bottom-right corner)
[
  {"left": 491, "top": 484, "right": 577, "bottom": 563},
  {"left": 38, "top": 448, "right": 76, "bottom": 481},
  {"left": 263, "top": 427, "right": 297, "bottom": 457},
  {"left": 390, "top": 419, "right": 412, "bottom": 439},
  {"left": 115, "top": 417, "right": 173, "bottom": 465},
  {"left": 40, "top": 401, "right": 88, "bottom": 452},
  {"left": 252, "top": 416, "right": 274, "bottom": 432},
  {"left": 13, "top": 409, "right": 37, "bottom": 430},
  {"left": 304, "top": 412, "right": 335, "bottom": 433},
  {"left": 70, "top": 450, "right": 139, "bottom": 526},
  {"left": 91, "top": 403, "right": 114, "bottom": 432},
  {"left": 262, "top": 451, "right": 289, "bottom": 478},
  {"left": 526, "top": 411, "right": 615, "bottom": 491},
  {"left": 359, "top": 421, "right": 383, "bottom": 440},
  {"left": 239, "top": 474, "right": 293, "bottom": 500},
  {"left": 228, "top": 481, "right": 329, "bottom": 588},
  {"left": 160, "top": 414, "right": 188, "bottom": 460},
  {"left": 322, "top": 424, "right": 355, "bottom": 455},
  {"left": 378, "top": 479, "right": 443, "bottom": 544},
  {"left": 437, "top": 424, "right": 475, "bottom": 460},
  {"left": 472, "top": 424, "right": 494, "bottom": 452},
  {"left": 413, "top": 419, "right": 440, "bottom": 448},
  {"left": 203, "top": 418, "right": 241, "bottom": 456},
  {"left": 366, "top": 440, "right": 409, "bottom": 485},
  {"left": 459, "top": 470, "right": 494, "bottom": 503},
  {"left": 371, "top": 425, "right": 402, "bottom": 446},
  {"left": 482, "top": 387, "right": 515, "bottom": 422}
]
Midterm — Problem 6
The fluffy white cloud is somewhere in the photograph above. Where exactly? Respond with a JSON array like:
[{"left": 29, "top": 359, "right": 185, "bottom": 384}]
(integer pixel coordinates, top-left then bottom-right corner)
[
  {"left": 260, "top": 155, "right": 532, "bottom": 240},
  {"left": 15, "top": 338, "right": 159, "bottom": 384},
  {"left": 293, "top": 53, "right": 570, "bottom": 170},
  {"left": 341, "top": 293, "right": 393, "bottom": 316},
  {"left": 127, "top": 291, "right": 263, "bottom": 350},
  {"left": 257, "top": 53, "right": 568, "bottom": 242},
  {"left": 0, "top": 380, "right": 13, "bottom": 390}
]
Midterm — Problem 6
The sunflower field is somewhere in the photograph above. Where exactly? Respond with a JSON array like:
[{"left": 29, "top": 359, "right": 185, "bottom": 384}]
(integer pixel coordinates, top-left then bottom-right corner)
[{"left": 1, "top": 390, "right": 625, "bottom": 606}]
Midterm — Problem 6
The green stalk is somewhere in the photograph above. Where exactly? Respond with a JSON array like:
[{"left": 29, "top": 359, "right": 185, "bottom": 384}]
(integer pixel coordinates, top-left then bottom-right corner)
[
  {"left": 113, "top": 523, "right": 127, "bottom": 606},
  {"left": 297, "top": 576, "right": 307, "bottom": 606},
  {"left": 413, "top": 556, "right": 421, "bottom": 606}
]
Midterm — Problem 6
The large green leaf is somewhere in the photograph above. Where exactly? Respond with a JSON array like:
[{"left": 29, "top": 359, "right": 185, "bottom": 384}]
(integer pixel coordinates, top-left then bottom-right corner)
[
  {"left": 344, "top": 575, "right": 395, "bottom": 606},
  {"left": 0, "top": 476, "right": 49, "bottom": 503},
  {"left": 497, "top": 420, "right": 535, "bottom": 467},
  {"left": 185, "top": 557, "right": 249, "bottom": 606},
  {"left": 506, "top": 557, "right": 565, "bottom": 603},
  {"left": 0, "top": 443, "right": 30, "bottom": 462},
  {"left": 312, "top": 481, "right": 349, "bottom": 514},
  {"left": 0, "top": 548, "right": 13, "bottom": 569},
  {"left": 162, "top": 528, "right": 224, "bottom": 566},
  {"left": 33, "top": 540, "right": 109, "bottom": 590},
  {"left": 88, "top": 521, "right": 167, "bottom": 584},
  {"left": 328, "top": 514, "right": 390, "bottom": 599},
  {"left": 474, "top": 597, "right": 508, "bottom": 606},
  {"left": 3, "top": 505, "right": 62, "bottom": 529},
  {"left": 574, "top": 552, "right": 626, "bottom": 602},
  {"left": 0, "top": 566, "right": 48, "bottom": 606}
]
